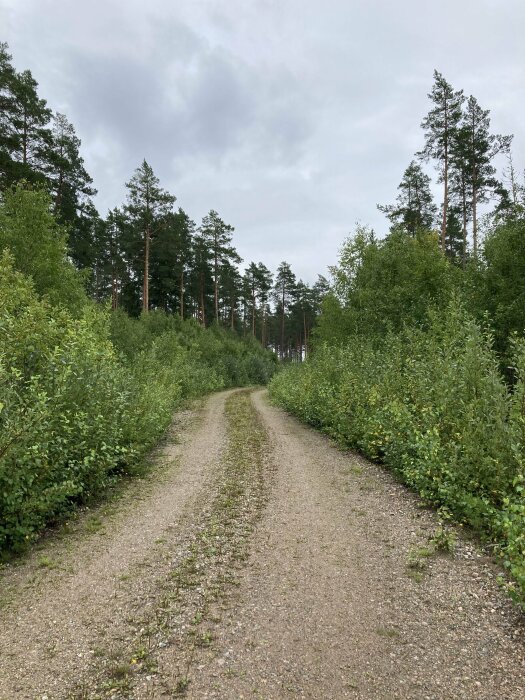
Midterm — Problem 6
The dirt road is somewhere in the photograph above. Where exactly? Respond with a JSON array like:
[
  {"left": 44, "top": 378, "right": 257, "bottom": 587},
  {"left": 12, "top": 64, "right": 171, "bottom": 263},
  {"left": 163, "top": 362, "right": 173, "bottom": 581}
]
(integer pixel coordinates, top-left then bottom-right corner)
[{"left": 0, "top": 388, "right": 524, "bottom": 699}]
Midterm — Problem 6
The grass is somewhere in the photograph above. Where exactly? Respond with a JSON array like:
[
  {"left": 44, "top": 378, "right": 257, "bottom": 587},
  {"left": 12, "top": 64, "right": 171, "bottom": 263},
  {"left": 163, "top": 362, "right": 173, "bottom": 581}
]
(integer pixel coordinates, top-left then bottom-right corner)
[
  {"left": 406, "top": 528, "right": 457, "bottom": 582},
  {"left": 37, "top": 555, "right": 58, "bottom": 569},
  {"left": 376, "top": 626, "right": 400, "bottom": 639}
]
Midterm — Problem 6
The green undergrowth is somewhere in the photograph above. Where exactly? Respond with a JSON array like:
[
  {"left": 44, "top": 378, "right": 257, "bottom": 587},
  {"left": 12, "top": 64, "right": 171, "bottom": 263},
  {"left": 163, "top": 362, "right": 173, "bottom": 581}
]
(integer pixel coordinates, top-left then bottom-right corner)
[
  {"left": 269, "top": 301, "right": 525, "bottom": 607},
  {"left": 74, "top": 389, "right": 271, "bottom": 698},
  {"left": 0, "top": 246, "right": 276, "bottom": 552}
]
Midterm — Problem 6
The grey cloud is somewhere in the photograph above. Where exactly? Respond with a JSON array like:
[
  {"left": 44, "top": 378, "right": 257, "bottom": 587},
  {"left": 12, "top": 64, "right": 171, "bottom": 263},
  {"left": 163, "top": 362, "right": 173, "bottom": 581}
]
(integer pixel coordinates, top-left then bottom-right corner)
[{"left": 2, "top": 0, "right": 525, "bottom": 282}]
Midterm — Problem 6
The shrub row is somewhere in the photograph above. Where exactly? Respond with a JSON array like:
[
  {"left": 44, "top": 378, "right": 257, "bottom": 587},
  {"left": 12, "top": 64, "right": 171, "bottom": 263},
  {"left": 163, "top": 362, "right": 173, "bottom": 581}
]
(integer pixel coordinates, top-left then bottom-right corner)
[
  {"left": 0, "top": 252, "right": 276, "bottom": 551},
  {"left": 269, "top": 302, "right": 525, "bottom": 604}
]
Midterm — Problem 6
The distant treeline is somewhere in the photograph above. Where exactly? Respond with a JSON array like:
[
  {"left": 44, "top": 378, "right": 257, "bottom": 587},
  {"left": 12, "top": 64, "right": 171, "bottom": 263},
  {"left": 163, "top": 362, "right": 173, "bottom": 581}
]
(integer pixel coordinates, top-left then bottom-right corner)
[{"left": 0, "top": 42, "right": 327, "bottom": 360}]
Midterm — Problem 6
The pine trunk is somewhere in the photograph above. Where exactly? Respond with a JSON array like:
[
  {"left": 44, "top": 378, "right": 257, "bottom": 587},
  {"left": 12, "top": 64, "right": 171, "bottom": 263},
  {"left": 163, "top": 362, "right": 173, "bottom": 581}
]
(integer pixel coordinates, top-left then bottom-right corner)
[
  {"left": 214, "top": 249, "right": 219, "bottom": 323},
  {"left": 142, "top": 226, "right": 150, "bottom": 313},
  {"left": 111, "top": 266, "right": 118, "bottom": 311},
  {"left": 462, "top": 184, "right": 468, "bottom": 267},
  {"left": 200, "top": 272, "right": 205, "bottom": 326},
  {"left": 252, "top": 288, "right": 256, "bottom": 336},
  {"left": 472, "top": 183, "right": 478, "bottom": 259},
  {"left": 280, "top": 286, "right": 285, "bottom": 360},
  {"left": 441, "top": 152, "right": 448, "bottom": 252},
  {"left": 22, "top": 109, "right": 28, "bottom": 165},
  {"left": 303, "top": 312, "right": 308, "bottom": 360},
  {"left": 179, "top": 269, "right": 184, "bottom": 318}
]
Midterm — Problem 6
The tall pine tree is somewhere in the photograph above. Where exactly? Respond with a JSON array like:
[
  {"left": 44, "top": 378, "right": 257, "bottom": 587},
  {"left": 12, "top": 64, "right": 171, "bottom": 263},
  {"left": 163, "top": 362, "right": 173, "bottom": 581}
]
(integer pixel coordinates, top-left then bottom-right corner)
[
  {"left": 419, "top": 71, "right": 464, "bottom": 251},
  {"left": 199, "top": 210, "right": 241, "bottom": 324},
  {"left": 461, "top": 95, "right": 512, "bottom": 257},
  {"left": 124, "top": 160, "right": 176, "bottom": 313}
]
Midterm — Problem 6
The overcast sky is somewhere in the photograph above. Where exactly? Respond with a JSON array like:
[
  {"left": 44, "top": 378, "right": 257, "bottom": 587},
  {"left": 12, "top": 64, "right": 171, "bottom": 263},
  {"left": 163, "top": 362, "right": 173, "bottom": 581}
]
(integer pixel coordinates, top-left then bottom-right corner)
[{"left": 1, "top": 0, "right": 523, "bottom": 282}]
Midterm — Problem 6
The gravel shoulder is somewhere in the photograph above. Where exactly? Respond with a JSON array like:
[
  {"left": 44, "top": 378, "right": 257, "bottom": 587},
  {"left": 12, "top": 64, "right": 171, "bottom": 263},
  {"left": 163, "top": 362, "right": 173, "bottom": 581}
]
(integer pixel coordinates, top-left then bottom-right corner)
[{"left": 1, "top": 387, "right": 524, "bottom": 700}]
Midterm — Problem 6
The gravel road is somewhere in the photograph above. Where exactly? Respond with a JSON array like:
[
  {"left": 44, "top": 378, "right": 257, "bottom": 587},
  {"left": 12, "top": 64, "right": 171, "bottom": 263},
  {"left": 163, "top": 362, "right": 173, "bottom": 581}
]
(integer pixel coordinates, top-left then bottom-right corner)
[{"left": 0, "top": 388, "right": 523, "bottom": 699}]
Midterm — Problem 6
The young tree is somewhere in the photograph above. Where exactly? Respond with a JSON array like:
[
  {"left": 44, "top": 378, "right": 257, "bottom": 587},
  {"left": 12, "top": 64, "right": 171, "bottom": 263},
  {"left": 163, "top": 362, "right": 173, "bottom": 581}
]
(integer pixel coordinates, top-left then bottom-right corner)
[
  {"left": 325, "top": 227, "right": 452, "bottom": 339},
  {"left": 199, "top": 209, "right": 241, "bottom": 323},
  {"left": 419, "top": 71, "right": 464, "bottom": 251},
  {"left": 124, "top": 160, "right": 176, "bottom": 313},
  {"left": 378, "top": 160, "right": 437, "bottom": 234},
  {"left": 483, "top": 218, "right": 525, "bottom": 356},
  {"left": 0, "top": 184, "right": 87, "bottom": 310}
]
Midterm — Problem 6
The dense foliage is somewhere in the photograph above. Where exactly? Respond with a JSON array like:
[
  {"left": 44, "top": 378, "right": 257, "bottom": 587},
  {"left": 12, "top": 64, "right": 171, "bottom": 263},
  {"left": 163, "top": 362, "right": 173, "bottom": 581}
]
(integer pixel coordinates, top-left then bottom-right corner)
[
  {"left": 0, "top": 187, "right": 276, "bottom": 552},
  {"left": 271, "top": 220, "right": 525, "bottom": 604},
  {"left": 270, "top": 304, "right": 525, "bottom": 601}
]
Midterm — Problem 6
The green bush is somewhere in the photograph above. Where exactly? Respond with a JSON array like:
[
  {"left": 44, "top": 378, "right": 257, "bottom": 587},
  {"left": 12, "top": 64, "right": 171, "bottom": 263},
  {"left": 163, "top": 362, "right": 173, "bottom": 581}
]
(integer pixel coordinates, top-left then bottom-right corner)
[
  {"left": 0, "top": 252, "right": 129, "bottom": 549},
  {"left": 270, "top": 300, "right": 525, "bottom": 605},
  {"left": 0, "top": 252, "right": 276, "bottom": 551}
]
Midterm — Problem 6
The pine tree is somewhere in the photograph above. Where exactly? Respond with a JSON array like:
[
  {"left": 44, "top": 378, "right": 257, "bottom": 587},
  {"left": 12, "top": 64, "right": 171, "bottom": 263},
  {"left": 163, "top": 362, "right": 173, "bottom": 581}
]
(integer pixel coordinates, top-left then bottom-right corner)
[
  {"left": 8, "top": 68, "right": 53, "bottom": 182},
  {"left": 461, "top": 95, "right": 512, "bottom": 257},
  {"left": 245, "top": 262, "right": 260, "bottom": 336},
  {"left": 0, "top": 46, "right": 53, "bottom": 186},
  {"left": 219, "top": 261, "right": 243, "bottom": 330},
  {"left": 419, "top": 71, "right": 464, "bottom": 251},
  {"left": 273, "top": 261, "right": 296, "bottom": 359},
  {"left": 149, "top": 208, "right": 195, "bottom": 314},
  {"left": 49, "top": 113, "right": 95, "bottom": 225},
  {"left": 190, "top": 232, "right": 213, "bottom": 325},
  {"left": 244, "top": 262, "right": 273, "bottom": 341},
  {"left": 495, "top": 153, "right": 525, "bottom": 221},
  {"left": 102, "top": 208, "right": 128, "bottom": 310},
  {"left": 256, "top": 262, "right": 273, "bottom": 346},
  {"left": 448, "top": 123, "right": 472, "bottom": 264},
  {"left": 124, "top": 160, "right": 176, "bottom": 313},
  {"left": 378, "top": 160, "right": 437, "bottom": 234},
  {"left": 0, "top": 42, "right": 18, "bottom": 188},
  {"left": 199, "top": 210, "right": 241, "bottom": 324}
]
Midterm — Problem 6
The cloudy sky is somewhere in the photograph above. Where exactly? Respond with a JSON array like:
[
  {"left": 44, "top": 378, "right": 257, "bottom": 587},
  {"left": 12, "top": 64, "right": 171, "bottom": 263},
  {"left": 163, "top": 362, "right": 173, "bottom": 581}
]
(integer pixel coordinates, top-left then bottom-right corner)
[{"left": 1, "top": 0, "right": 523, "bottom": 282}]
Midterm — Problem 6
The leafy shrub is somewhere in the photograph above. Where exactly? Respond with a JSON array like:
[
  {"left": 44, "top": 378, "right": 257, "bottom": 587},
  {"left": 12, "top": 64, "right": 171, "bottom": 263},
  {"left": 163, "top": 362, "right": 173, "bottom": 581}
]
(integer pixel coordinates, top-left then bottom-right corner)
[
  {"left": 0, "top": 252, "right": 276, "bottom": 551},
  {"left": 0, "top": 252, "right": 129, "bottom": 549},
  {"left": 270, "top": 299, "right": 525, "bottom": 605}
]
